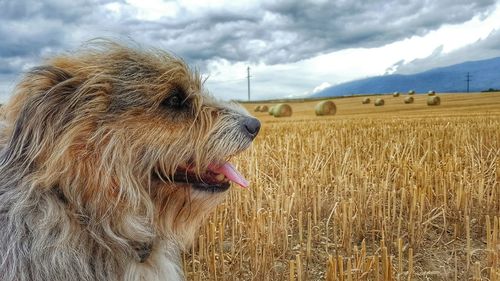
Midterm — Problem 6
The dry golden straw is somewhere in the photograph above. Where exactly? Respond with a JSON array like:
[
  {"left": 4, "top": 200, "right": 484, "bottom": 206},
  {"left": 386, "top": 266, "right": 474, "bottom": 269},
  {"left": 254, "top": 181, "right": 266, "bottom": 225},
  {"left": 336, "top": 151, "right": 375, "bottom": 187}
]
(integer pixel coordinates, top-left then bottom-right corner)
[
  {"left": 408, "top": 90, "right": 415, "bottom": 95},
  {"left": 404, "top": 96, "right": 414, "bottom": 104},
  {"left": 362, "top": 97, "right": 371, "bottom": 104},
  {"left": 374, "top": 98, "right": 385, "bottom": 106},
  {"left": 268, "top": 105, "right": 276, "bottom": 115},
  {"left": 272, "top": 103, "right": 293, "bottom": 117},
  {"left": 183, "top": 113, "right": 500, "bottom": 281},
  {"left": 393, "top": 91, "right": 400, "bottom": 97},
  {"left": 428, "top": 90, "right": 436, "bottom": 96},
  {"left": 427, "top": 96, "right": 441, "bottom": 105},
  {"left": 259, "top": 105, "right": 269, "bottom": 112},
  {"left": 315, "top": 100, "right": 337, "bottom": 116}
]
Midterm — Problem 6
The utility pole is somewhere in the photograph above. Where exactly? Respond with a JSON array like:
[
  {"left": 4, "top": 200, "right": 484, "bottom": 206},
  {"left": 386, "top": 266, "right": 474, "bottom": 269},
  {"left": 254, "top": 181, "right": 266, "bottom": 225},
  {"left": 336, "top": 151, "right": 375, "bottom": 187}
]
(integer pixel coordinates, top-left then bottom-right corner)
[
  {"left": 247, "top": 66, "right": 251, "bottom": 101},
  {"left": 465, "top": 72, "right": 471, "bottom": 93}
]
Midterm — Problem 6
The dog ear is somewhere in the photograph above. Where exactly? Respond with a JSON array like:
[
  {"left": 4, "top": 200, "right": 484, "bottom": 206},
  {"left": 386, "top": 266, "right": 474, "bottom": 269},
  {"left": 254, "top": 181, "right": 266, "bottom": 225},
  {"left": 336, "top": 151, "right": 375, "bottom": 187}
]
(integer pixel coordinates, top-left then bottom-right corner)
[{"left": 1, "top": 65, "right": 89, "bottom": 168}]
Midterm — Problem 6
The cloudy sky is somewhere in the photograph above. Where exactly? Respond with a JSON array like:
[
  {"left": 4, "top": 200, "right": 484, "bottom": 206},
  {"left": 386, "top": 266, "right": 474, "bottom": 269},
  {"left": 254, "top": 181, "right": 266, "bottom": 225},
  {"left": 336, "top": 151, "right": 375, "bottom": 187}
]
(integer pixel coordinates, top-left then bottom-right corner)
[{"left": 1, "top": 0, "right": 500, "bottom": 102}]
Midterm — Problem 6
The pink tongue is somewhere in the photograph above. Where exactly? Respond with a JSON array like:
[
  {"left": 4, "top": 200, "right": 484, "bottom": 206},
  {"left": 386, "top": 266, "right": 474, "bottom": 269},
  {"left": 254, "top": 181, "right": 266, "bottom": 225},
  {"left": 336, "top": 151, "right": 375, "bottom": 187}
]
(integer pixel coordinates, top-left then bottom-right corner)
[{"left": 209, "top": 163, "right": 249, "bottom": 188}]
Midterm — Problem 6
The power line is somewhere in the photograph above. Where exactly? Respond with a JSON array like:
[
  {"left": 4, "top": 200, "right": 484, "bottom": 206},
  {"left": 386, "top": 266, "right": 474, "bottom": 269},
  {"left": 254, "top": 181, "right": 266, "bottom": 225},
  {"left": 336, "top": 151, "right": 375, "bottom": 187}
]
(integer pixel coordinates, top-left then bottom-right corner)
[{"left": 465, "top": 72, "right": 472, "bottom": 93}]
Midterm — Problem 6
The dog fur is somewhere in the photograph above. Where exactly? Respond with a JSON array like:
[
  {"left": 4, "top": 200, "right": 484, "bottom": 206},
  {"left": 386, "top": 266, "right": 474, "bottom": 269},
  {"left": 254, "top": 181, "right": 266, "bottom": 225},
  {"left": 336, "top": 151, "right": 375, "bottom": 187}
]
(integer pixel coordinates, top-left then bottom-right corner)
[{"left": 0, "top": 40, "right": 259, "bottom": 281}]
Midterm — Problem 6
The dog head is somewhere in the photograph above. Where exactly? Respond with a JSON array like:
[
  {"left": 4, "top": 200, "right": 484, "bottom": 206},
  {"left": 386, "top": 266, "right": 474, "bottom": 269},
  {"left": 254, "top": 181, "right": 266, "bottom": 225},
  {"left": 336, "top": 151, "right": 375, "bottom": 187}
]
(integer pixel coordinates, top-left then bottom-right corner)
[{"left": 1, "top": 40, "right": 260, "bottom": 246}]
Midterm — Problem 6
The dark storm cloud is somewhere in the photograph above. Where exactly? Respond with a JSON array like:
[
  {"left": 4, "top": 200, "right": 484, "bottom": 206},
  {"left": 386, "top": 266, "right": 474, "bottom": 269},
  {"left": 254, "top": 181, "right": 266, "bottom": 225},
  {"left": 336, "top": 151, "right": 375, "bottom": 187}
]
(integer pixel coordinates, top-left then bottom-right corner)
[
  {"left": 395, "top": 29, "right": 500, "bottom": 74},
  {"left": 0, "top": 0, "right": 122, "bottom": 76},
  {"left": 0, "top": 0, "right": 497, "bottom": 80},
  {"left": 122, "top": 0, "right": 498, "bottom": 65},
  {"left": 0, "top": 0, "right": 108, "bottom": 55},
  {"left": 2, "top": 0, "right": 94, "bottom": 21},
  {"left": 0, "top": 0, "right": 120, "bottom": 99},
  {"left": 251, "top": 0, "right": 497, "bottom": 62}
]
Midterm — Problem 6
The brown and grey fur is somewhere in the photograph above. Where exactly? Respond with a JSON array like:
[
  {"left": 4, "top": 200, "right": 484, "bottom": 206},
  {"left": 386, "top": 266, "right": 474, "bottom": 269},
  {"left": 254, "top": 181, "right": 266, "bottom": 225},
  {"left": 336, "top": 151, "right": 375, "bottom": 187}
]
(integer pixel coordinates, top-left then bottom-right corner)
[{"left": 0, "top": 41, "right": 259, "bottom": 281}]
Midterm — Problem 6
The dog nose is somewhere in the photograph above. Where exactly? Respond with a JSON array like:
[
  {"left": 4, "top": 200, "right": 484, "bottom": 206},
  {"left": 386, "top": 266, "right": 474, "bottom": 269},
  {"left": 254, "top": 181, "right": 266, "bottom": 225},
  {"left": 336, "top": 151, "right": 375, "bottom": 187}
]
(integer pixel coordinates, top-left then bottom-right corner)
[{"left": 242, "top": 117, "right": 261, "bottom": 139}]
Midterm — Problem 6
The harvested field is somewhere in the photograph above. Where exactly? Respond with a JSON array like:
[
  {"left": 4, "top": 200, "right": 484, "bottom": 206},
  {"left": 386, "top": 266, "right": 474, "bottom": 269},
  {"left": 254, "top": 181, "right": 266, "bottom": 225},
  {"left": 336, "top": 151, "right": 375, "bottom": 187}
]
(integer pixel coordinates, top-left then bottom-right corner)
[{"left": 184, "top": 92, "right": 500, "bottom": 281}]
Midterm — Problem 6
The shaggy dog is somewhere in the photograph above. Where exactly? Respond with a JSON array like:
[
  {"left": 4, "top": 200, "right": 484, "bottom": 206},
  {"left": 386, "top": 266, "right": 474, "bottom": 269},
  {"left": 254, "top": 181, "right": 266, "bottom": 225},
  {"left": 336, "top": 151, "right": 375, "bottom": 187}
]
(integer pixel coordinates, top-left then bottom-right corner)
[{"left": 0, "top": 41, "right": 260, "bottom": 281}]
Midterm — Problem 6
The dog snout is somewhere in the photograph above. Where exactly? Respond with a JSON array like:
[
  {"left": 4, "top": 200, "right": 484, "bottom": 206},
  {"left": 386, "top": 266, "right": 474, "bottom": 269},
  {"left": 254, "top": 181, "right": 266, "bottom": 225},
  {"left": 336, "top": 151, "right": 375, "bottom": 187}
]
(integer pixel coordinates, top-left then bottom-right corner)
[{"left": 242, "top": 117, "right": 261, "bottom": 140}]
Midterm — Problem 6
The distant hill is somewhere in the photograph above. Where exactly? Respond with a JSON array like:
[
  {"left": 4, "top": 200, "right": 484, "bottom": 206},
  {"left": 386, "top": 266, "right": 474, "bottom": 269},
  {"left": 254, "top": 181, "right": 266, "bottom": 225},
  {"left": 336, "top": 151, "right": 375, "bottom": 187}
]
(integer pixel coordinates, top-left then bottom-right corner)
[{"left": 312, "top": 57, "right": 500, "bottom": 97}]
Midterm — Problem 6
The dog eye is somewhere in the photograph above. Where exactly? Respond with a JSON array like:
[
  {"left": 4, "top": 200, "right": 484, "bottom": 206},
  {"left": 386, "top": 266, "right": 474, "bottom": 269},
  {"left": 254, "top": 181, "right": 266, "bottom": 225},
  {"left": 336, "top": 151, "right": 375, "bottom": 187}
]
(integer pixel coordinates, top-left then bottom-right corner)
[
  {"left": 162, "top": 88, "right": 187, "bottom": 110},
  {"left": 167, "top": 95, "right": 182, "bottom": 107}
]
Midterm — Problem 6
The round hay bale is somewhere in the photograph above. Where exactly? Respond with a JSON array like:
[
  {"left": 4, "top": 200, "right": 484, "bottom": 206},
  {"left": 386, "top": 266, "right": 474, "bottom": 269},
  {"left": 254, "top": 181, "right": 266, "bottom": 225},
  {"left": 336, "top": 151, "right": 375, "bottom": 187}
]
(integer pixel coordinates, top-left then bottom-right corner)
[
  {"left": 374, "top": 98, "right": 385, "bottom": 106},
  {"left": 314, "top": 100, "right": 337, "bottom": 116},
  {"left": 259, "top": 105, "right": 269, "bottom": 112},
  {"left": 408, "top": 90, "right": 415, "bottom": 95},
  {"left": 254, "top": 105, "right": 261, "bottom": 112},
  {"left": 268, "top": 106, "right": 275, "bottom": 115},
  {"left": 362, "top": 97, "right": 371, "bottom": 104},
  {"left": 428, "top": 90, "right": 436, "bottom": 96},
  {"left": 427, "top": 96, "right": 441, "bottom": 106},
  {"left": 404, "top": 96, "right": 414, "bottom": 104},
  {"left": 272, "top": 103, "right": 292, "bottom": 117},
  {"left": 393, "top": 91, "right": 400, "bottom": 97}
]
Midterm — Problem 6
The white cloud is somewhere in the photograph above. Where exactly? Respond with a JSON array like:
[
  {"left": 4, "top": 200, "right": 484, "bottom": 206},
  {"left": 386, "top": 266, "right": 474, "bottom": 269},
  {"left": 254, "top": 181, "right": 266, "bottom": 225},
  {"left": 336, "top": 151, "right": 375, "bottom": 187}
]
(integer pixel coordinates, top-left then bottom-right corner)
[{"left": 312, "top": 82, "right": 332, "bottom": 94}]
